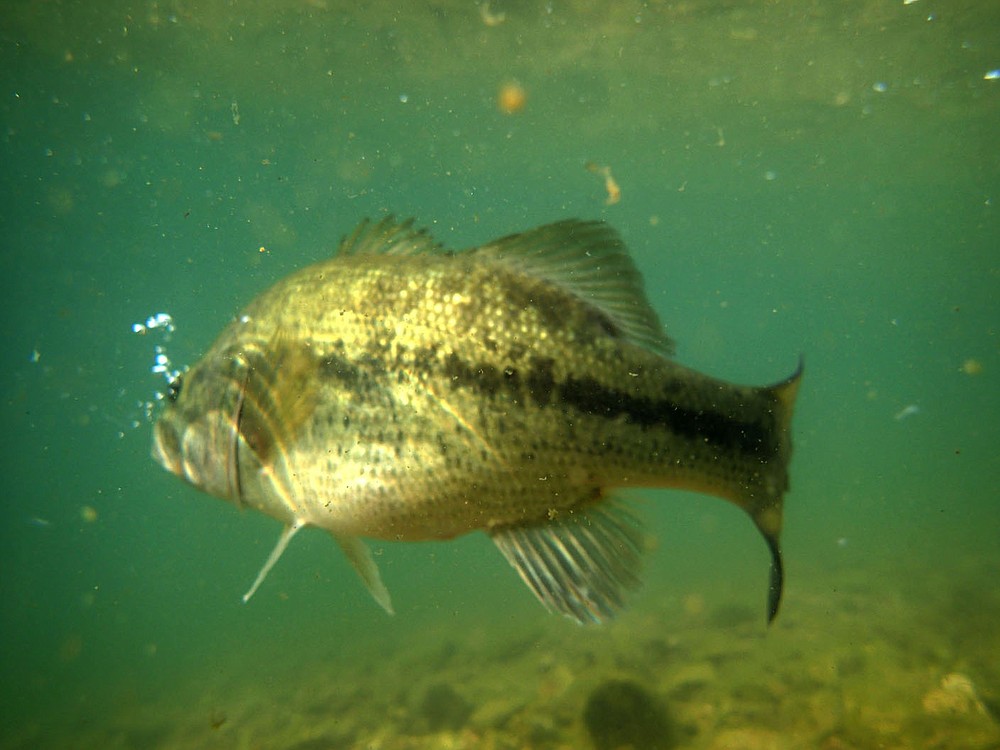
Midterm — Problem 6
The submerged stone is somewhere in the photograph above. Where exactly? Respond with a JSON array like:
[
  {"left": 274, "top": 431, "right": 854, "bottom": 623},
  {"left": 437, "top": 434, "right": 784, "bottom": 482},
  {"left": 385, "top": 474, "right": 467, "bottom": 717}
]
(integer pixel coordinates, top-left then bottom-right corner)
[
  {"left": 421, "top": 682, "right": 473, "bottom": 732},
  {"left": 583, "top": 679, "right": 675, "bottom": 750}
]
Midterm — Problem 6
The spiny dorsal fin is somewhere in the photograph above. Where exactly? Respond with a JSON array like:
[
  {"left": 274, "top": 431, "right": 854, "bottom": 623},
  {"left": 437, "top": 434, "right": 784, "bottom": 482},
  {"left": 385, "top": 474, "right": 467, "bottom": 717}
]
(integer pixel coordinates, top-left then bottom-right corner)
[
  {"left": 472, "top": 220, "right": 674, "bottom": 356},
  {"left": 338, "top": 217, "right": 672, "bottom": 354},
  {"left": 336, "top": 216, "right": 444, "bottom": 257},
  {"left": 489, "top": 498, "right": 646, "bottom": 625}
]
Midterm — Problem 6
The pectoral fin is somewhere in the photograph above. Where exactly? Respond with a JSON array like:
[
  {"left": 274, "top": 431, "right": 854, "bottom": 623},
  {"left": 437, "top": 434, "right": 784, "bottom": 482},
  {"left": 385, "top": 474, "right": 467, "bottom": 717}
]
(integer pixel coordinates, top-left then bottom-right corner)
[
  {"left": 335, "top": 534, "right": 395, "bottom": 615},
  {"left": 236, "top": 339, "right": 321, "bottom": 468},
  {"left": 490, "top": 498, "right": 645, "bottom": 625}
]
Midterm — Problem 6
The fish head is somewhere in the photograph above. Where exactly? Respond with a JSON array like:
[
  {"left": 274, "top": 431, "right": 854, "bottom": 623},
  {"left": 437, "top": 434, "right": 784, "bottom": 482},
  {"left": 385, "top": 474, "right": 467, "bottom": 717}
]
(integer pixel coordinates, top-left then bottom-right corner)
[{"left": 151, "top": 350, "right": 264, "bottom": 505}]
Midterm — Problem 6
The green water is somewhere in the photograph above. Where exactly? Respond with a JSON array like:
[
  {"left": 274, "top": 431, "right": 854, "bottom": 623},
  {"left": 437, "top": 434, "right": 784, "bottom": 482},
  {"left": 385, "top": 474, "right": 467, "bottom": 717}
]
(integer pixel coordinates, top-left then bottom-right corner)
[{"left": 2, "top": 2, "right": 998, "bottom": 748}]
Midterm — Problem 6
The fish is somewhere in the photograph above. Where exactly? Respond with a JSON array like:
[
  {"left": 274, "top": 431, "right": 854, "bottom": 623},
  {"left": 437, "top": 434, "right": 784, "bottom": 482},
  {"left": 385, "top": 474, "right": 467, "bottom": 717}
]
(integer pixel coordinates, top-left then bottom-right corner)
[{"left": 152, "top": 217, "right": 802, "bottom": 625}]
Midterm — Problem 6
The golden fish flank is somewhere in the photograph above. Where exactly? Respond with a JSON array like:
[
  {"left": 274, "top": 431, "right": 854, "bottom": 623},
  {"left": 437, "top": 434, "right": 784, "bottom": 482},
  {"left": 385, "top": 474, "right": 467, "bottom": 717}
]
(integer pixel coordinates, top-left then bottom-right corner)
[{"left": 152, "top": 217, "right": 802, "bottom": 625}]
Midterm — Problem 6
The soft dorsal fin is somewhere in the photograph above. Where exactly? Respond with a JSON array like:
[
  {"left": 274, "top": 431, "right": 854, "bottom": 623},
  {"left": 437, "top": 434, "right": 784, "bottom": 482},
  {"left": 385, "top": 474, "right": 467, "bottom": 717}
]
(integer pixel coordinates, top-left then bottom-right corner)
[
  {"left": 336, "top": 216, "right": 444, "bottom": 257},
  {"left": 471, "top": 220, "right": 674, "bottom": 356}
]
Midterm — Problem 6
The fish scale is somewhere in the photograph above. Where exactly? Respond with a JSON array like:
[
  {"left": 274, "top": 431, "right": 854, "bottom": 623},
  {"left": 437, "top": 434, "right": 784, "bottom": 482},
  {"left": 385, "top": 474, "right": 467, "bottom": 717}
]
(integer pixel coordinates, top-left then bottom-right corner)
[{"left": 152, "top": 216, "right": 801, "bottom": 625}]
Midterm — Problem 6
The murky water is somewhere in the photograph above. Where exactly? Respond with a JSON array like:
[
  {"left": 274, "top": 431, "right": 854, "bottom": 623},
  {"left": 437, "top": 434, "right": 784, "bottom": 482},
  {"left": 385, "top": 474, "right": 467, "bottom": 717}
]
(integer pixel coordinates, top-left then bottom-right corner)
[{"left": 2, "top": 1, "right": 998, "bottom": 748}]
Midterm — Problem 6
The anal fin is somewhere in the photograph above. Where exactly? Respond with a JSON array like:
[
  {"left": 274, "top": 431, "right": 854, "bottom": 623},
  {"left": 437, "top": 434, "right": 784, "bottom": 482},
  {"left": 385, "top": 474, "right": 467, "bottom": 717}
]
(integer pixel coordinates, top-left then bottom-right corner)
[
  {"left": 335, "top": 534, "right": 395, "bottom": 615},
  {"left": 490, "top": 499, "right": 645, "bottom": 625}
]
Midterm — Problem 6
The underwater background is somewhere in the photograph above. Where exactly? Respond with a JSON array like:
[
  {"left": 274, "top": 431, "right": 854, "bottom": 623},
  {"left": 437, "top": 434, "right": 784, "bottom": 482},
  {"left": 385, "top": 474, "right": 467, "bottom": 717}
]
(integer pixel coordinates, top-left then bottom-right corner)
[{"left": 1, "top": 1, "right": 998, "bottom": 748}]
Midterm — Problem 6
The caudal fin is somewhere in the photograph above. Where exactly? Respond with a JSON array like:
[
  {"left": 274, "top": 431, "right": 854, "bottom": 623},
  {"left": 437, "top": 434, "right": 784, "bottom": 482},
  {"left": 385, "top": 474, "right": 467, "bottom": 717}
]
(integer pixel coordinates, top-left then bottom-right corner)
[{"left": 749, "top": 359, "right": 803, "bottom": 623}]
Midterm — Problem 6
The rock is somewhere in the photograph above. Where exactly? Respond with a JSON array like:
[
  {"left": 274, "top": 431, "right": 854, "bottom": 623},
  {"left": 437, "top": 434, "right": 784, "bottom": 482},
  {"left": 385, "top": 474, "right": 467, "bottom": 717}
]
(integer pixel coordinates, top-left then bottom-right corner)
[
  {"left": 583, "top": 679, "right": 675, "bottom": 750},
  {"left": 421, "top": 683, "right": 473, "bottom": 732},
  {"left": 921, "top": 672, "right": 989, "bottom": 717}
]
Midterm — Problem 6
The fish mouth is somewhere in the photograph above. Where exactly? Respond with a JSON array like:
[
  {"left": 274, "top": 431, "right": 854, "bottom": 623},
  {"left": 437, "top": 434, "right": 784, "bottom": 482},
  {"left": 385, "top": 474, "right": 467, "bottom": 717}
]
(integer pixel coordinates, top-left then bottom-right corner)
[{"left": 151, "top": 413, "right": 243, "bottom": 503}]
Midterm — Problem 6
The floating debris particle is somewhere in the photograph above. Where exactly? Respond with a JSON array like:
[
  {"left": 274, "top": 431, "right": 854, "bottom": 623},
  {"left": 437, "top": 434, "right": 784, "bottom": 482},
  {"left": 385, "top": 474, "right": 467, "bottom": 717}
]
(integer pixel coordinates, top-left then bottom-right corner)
[
  {"left": 585, "top": 162, "right": 621, "bottom": 205},
  {"left": 960, "top": 358, "right": 983, "bottom": 376},
  {"left": 497, "top": 81, "right": 526, "bottom": 114},
  {"left": 480, "top": 1, "right": 506, "bottom": 26}
]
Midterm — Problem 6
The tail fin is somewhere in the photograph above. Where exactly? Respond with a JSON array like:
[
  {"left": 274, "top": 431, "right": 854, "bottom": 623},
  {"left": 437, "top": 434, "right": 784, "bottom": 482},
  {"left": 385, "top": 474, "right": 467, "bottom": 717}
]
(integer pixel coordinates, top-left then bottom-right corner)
[{"left": 750, "top": 358, "right": 803, "bottom": 623}]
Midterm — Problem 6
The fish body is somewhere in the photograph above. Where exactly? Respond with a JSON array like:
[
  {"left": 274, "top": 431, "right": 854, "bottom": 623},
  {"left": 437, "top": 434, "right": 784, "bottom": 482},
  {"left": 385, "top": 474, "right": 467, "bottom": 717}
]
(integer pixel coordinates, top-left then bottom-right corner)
[{"left": 152, "top": 218, "right": 801, "bottom": 625}]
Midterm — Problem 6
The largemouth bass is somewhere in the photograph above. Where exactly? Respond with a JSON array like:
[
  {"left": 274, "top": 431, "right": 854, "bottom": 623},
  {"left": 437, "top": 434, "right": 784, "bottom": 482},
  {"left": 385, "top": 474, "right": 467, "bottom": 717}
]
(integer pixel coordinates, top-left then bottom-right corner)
[{"left": 152, "top": 217, "right": 801, "bottom": 625}]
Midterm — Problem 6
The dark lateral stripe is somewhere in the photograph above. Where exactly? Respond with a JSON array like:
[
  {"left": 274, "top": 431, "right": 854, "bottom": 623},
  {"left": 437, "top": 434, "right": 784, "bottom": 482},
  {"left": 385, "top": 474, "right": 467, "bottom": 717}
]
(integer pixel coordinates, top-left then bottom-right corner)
[
  {"left": 320, "top": 351, "right": 363, "bottom": 386},
  {"left": 442, "top": 352, "right": 777, "bottom": 459},
  {"left": 558, "top": 374, "right": 775, "bottom": 458}
]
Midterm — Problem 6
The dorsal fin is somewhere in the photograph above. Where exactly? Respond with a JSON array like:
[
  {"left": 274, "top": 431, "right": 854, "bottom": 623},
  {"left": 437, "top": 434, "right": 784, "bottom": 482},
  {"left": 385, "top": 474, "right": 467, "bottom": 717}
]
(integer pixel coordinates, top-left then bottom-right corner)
[
  {"left": 471, "top": 220, "right": 674, "bottom": 355},
  {"left": 336, "top": 216, "right": 444, "bottom": 257}
]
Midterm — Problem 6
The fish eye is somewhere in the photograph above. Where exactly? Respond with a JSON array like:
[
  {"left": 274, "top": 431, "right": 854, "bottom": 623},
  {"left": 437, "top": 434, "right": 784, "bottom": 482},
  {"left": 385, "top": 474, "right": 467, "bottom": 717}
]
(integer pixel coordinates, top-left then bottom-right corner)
[{"left": 167, "top": 374, "right": 183, "bottom": 403}]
